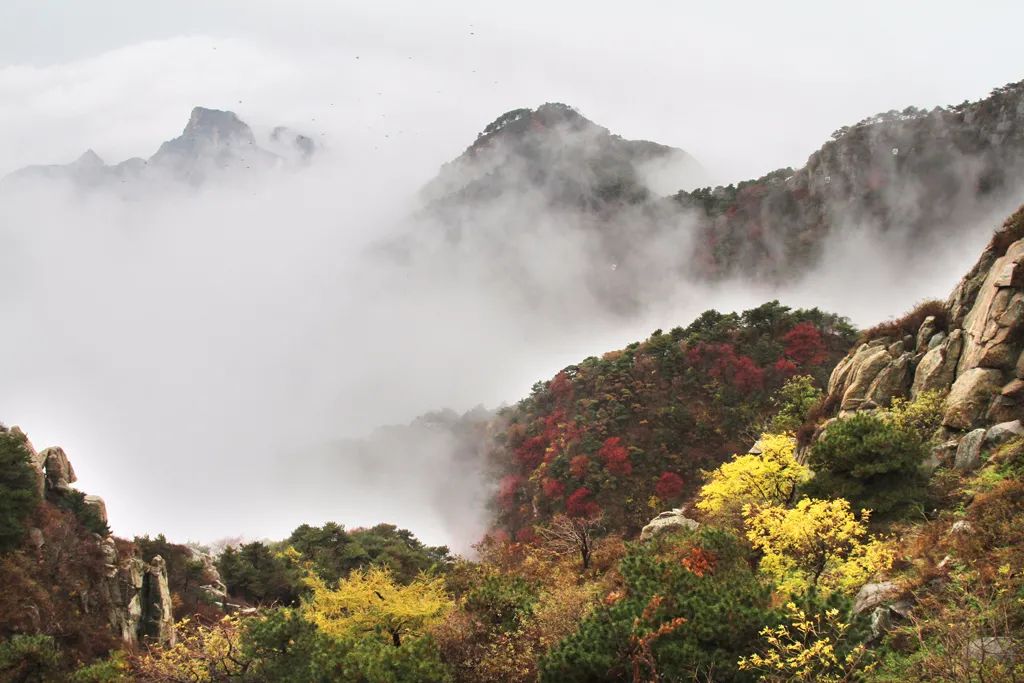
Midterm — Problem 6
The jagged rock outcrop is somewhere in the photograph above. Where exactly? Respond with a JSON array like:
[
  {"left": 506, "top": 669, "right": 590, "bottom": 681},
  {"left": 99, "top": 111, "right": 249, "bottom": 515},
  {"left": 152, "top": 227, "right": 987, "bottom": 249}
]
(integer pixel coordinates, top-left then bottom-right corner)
[
  {"left": 84, "top": 494, "right": 109, "bottom": 525},
  {"left": 185, "top": 546, "right": 228, "bottom": 604},
  {"left": 956, "top": 238, "right": 1024, "bottom": 374},
  {"left": 825, "top": 208, "right": 1024, "bottom": 453},
  {"left": 142, "top": 556, "right": 176, "bottom": 646},
  {"left": 40, "top": 446, "right": 76, "bottom": 492},
  {"left": 6, "top": 431, "right": 178, "bottom": 647},
  {"left": 828, "top": 339, "right": 916, "bottom": 412},
  {"left": 944, "top": 368, "right": 1005, "bottom": 430},
  {"left": 912, "top": 330, "right": 963, "bottom": 396},
  {"left": 639, "top": 509, "right": 700, "bottom": 541}
]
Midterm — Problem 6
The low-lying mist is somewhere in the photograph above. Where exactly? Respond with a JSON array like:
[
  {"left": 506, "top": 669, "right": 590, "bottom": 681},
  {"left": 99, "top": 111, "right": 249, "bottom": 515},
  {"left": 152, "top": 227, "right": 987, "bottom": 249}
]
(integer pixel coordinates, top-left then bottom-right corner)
[{"left": 0, "top": 111, "right": 1009, "bottom": 554}]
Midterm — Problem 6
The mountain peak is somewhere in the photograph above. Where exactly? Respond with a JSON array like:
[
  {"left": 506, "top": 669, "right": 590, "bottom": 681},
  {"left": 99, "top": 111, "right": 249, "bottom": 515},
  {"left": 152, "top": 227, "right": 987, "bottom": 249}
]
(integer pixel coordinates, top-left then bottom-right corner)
[
  {"left": 180, "top": 107, "right": 255, "bottom": 144},
  {"left": 74, "top": 149, "right": 104, "bottom": 167}
]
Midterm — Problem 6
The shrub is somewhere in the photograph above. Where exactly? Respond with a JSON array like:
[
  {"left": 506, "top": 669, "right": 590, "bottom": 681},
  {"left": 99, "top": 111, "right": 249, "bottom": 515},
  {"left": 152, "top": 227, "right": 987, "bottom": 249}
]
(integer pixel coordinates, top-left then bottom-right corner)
[
  {"left": 464, "top": 574, "right": 538, "bottom": 631},
  {"left": 858, "top": 300, "right": 947, "bottom": 345},
  {"left": 767, "top": 375, "right": 823, "bottom": 434},
  {"left": 739, "top": 601, "right": 875, "bottom": 682},
  {"left": 805, "top": 413, "right": 928, "bottom": 518},
  {"left": 70, "top": 651, "right": 131, "bottom": 682},
  {"left": 0, "top": 634, "right": 61, "bottom": 683},
  {"left": 52, "top": 490, "right": 109, "bottom": 537},
  {"left": 887, "top": 390, "right": 946, "bottom": 445}
]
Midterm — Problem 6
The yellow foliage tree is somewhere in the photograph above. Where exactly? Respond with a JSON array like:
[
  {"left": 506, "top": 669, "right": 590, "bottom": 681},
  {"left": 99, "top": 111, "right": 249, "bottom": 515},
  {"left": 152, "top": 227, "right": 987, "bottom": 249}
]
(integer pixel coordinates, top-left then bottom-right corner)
[
  {"left": 743, "top": 497, "right": 892, "bottom": 595},
  {"left": 696, "top": 433, "right": 809, "bottom": 525},
  {"left": 132, "top": 615, "right": 246, "bottom": 682},
  {"left": 738, "top": 602, "right": 876, "bottom": 682},
  {"left": 303, "top": 565, "right": 451, "bottom": 647}
]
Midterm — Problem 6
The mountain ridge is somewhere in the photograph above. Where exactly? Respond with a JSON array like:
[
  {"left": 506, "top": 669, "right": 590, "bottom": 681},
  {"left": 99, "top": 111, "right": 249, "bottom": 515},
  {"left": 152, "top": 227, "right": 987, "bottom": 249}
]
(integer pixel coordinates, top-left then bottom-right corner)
[{"left": 3, "top": 106, "right": 315, "bottom": 190}]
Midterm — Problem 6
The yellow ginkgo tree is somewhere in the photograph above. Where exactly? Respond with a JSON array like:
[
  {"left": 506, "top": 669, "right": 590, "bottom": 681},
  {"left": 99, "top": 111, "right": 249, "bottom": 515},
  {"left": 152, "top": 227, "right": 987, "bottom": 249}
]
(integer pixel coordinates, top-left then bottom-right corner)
[
  {"left": 303, "top": 565, "right": 452, "bottom": 647},
  {"left": 696, "top": 433, "right": 809, "bottom": 525},
  {"left": 743, "top": 497, "right": 892, "bottom": 595}
]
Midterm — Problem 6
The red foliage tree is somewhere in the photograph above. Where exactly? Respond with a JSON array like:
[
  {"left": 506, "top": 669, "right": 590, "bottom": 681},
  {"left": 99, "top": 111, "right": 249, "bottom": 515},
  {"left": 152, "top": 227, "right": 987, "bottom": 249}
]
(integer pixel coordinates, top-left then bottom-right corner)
[
  {"left": 598, "top": 436, "right": 632, "bottom": 476},
  {"left": 654, "top": 471, "right": 685, "bottom": 500},
  {"left": 773, "top": 357, "right": 798, "bottom": 377},
  {"left": 565, "top": 487, "right": 600, "bottom": 518},
  {"left": 489, "top": 528, "right": 511, "bottom": 544},
  {"left": 515, "top": 435, "right": 547, "bottom": 470},
  {"left": 783, "top": 322, "right": 827, "bottom": 366},
  {"left": 514, "top": 527, "right": 538, "bottom": 544},
  {"left": 549, "top": 371, "right": 573, "bottom": 400},
  {"left": 569, "top": 455, "right": 590, "bottom": 479},
  {"left": 497, "top": 475, "right": 524, "bottom": 510},
  {"left": 731, "top": 355, "right": 765, "bottom": 392},
  {"left": 687, "top": 342, "right": 763, "bottom": 391},
  {"left": 542, "top": 478, "right": 565, "bottom": 499}
]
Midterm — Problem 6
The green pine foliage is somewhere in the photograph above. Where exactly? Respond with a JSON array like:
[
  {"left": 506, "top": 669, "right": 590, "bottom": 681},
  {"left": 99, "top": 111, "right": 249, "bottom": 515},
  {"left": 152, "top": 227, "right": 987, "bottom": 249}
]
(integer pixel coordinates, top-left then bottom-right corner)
[
  {"left": 288, "top": 522, "right": 452, "bottom": 585},
  {"left": 218, "top": 542, "right": 303, "bottom": 606},
  {"left": 805, "top": 412, "right": 929, "bottom": 518},
  {"left": 463, "top": 574, "right": 538, "bottom": 631},
  {"left": 0, "top": 634, "right": 61, "bottom": 683},
  {"left": 0, "top": 429, "right": 41, "bottom": 553},
  {"left": 218, "top": 523, "right": 453, "bottom": 606},
  {"left": 539, "top": 529, "right": 779, "bottom": 682}
]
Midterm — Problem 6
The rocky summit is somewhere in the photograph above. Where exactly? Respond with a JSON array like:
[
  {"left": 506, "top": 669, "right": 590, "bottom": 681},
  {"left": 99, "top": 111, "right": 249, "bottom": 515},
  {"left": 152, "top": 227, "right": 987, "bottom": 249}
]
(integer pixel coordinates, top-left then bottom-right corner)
[{"left": 2, "top": 106, "right": 315, "bottom": 191}]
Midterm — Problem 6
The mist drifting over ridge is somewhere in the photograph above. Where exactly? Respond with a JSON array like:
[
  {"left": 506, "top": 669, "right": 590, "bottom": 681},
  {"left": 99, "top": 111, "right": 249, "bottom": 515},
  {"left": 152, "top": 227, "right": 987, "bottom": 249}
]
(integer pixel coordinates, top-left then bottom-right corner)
[{"left": 3, "top": 10, "right": 1024, "bottom": 551}]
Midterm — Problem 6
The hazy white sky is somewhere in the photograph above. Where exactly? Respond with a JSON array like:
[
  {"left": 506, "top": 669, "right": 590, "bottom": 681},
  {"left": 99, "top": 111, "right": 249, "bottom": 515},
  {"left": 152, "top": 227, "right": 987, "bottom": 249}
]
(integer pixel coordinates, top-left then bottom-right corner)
[
  {"left": 1, "top": 1, "right": 1021, "bottom": 549},
  {"left": 3, "top": 1, "right": 1023, "bottom": 182}
]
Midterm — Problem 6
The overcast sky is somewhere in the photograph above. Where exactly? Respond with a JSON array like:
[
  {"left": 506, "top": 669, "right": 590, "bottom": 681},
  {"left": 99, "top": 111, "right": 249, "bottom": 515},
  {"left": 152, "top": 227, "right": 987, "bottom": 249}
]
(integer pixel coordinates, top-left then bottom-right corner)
[
  {"left": 1, "top": 1, "right": 1022, "bottom": 550},
  {"left": 3, "top": 1, "right": 1023, "bottom": 182}
]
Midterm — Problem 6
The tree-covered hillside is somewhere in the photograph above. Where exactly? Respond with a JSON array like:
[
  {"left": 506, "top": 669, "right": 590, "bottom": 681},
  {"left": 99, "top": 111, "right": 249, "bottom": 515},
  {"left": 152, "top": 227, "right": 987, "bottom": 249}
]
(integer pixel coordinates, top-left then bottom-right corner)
[{"left": 487, "top": 301, "right": 856, "bottom": 538}]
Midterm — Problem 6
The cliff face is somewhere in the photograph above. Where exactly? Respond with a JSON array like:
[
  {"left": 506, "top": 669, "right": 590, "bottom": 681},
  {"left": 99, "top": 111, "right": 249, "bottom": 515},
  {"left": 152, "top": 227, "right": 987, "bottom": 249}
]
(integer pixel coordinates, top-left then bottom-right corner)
[
  {"left": 822, "top": 206, "right": 1024, "bottom": 458},
  {"left": 6, "top": 427, "right": 178, "bottom": 648}
]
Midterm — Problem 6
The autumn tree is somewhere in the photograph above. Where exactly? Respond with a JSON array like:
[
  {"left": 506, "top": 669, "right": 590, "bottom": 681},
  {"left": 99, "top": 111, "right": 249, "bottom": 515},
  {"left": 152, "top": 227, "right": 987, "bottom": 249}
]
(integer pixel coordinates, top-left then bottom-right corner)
[
  {"left": 653, "top": 472, "right": 685, "bottom": 501},
  {"left": 743, "top": 497, "right": 892, "bottom": 595},
  {"left": 598, "top": 437, "right": 631, "bottom": 476},
  {"left": 537, "top": 514, "right": 603, "bottom": 571},
  {"left": 739, "top": 601, "right": 875, "bottom": 682},
  {"left": 303, "top": 566, "right": 451, "bottom": 647},
  {"left": 132, "top": 615, "right": 248, "bottom": 682},
  {"left": 782, "top": 322, "right": 827, "bottom": 366},
  {"left": 565, "top": 487, "right": 600, "bottom": 519},
  {"left": 696, "top": 433, "right": 808, "bottom": 526}
]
